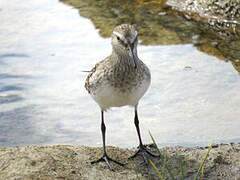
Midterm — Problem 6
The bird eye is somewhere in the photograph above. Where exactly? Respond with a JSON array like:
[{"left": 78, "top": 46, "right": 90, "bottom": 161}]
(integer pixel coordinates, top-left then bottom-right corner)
[{"left": 117, "top": 36, "right": 120, "bottom": 41}]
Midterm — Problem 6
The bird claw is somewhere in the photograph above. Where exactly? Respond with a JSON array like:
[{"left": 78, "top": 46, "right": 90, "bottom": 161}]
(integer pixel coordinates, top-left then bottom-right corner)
[
  {"left": 129, "top": 145, "right": 159, "bottom": 164},
  {"left": 91, "top": 154, "right": 125, "bottom": 171}
]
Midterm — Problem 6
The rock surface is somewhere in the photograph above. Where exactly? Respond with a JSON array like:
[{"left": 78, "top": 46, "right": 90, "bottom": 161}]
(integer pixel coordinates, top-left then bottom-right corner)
[
  {"left": 168, "top": 0, "right": 240, "bottom": 20},
  {"left": 167, "top": 0, "right": 240, "bottom": 33},
  {"left": 0, "top": 143, "right": 240, "bottom": 179}
]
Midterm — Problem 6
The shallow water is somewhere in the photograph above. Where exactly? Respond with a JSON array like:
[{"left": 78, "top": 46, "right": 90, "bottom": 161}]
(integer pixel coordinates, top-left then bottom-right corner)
[{"left": 0, "top": 0, "right": 240, "bottom": 147}]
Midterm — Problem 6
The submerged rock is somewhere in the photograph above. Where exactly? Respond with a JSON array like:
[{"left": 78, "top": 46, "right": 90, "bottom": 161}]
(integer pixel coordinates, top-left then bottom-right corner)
[{"left": 61, "top": 0, "right": 240, "bottom": 70}]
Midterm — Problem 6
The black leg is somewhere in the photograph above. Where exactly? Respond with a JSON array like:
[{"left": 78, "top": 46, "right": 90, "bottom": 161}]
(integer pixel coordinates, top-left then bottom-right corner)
[
  {"left": 129, "top": 106, "right": 159, "bottom": 163},
  {"left": 101, "top": 110, "right": 107, "bottom": 155},
  {"left": 134, "top": 108, "right": 144, "bottom": 147},
  {"left": 91, "top": 110, "right": 124, "bottom": 170}
]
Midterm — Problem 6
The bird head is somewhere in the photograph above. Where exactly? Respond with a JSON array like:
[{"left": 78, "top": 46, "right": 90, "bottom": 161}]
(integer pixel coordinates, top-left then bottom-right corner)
[{"left": 111, "top": 24, "right": 138, "bottom": 68}]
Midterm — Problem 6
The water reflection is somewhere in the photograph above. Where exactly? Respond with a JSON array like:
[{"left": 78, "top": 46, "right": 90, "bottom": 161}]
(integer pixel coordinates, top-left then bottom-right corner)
[
  {"left": 0, "top": 106, "right": 48, "bottom": 146},
  {"left": 0, "top": 53, "right": 29, "bottom": 59},
  {"left": 232, "top": 60, "right": 240, "bottom": 74},
  {"left": 62, "top": 0, "right": 240, "bottom": 67},
  {"left": 0, "top": 85, "right": 24, "bottom": 92},
  {"left": 0, "top": 73, "right": 32, "bottom": 79},
  {"left": 0, "top": 95, "right": 23, "bottom": 104},
  {"left": 0, "top": 0, "right": 240, "bottom": 147}
]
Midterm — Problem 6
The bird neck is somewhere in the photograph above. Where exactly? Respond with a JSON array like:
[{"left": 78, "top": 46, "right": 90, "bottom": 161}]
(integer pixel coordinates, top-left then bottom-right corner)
[{"left": 111, "top": 49, "right": 138, "bottom": 67}]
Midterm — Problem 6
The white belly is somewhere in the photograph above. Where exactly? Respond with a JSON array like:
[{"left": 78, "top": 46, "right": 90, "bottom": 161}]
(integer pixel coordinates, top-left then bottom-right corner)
[{"left": 91, "top": 79, "right": 150, "bottom": 110}]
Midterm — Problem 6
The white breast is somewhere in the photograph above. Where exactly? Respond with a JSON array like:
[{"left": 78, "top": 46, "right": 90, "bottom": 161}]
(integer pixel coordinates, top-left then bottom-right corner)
[{"left": 90, "top": 77, "right": 150, "bottom": 111}]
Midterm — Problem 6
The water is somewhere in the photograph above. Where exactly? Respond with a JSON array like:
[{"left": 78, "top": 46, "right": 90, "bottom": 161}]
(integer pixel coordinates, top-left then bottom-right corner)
[{"left": 0, "top": 0, "right": 240, "bottom": 147}]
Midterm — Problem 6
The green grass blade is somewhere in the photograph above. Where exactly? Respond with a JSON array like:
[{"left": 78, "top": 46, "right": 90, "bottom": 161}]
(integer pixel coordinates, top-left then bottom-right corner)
[
  {"left": 201, "top": 166, "right": 204, "bottom": 180},
  {"left": 149, "top": 160, "right": 165, "bottom": 180},
  {"left": 163, "top": 148, "right": 175, "bottom": 180},
  {"left": 179, "top": 155, "right": 184, "bottom": 180},
  {"left": 149, "top": 131, "right": 162, "bottom": 157},
  {"left": 193, "top": 143, "right": 213, "bottom": 180},
  {"left": 149, "top": 131, "right": 175, "bottom": 180},
  {"left": 129, "top": 160, "right": 140, "bottom": 180}
]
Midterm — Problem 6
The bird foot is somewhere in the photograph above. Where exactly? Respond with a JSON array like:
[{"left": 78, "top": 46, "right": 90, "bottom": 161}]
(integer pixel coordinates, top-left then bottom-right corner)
[
  {"left": 129, "top": 145, "right": 159, "bottom": 164},
  {"left": 91, "top": 153, "right": 124, "bottom": 171}
]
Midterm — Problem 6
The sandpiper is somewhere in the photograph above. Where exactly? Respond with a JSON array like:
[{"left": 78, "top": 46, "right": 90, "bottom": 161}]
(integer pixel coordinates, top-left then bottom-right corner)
[{"left": 85, "top": 24, "right": 156, "bottom": 170}]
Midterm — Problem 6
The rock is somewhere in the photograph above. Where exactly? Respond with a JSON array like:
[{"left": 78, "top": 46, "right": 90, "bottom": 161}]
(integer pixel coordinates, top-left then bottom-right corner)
[
  {"left": 0, "top": 143, "right": 240, "bottom": 179},
  {"left": 167, "top": 0, "right": 240, "bottom": 34}
]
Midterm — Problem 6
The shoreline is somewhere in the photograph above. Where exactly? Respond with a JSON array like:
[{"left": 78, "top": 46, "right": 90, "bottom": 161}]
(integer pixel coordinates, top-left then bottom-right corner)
[{"left": 0, "top": 143, "right": 239, "bottom": 179}]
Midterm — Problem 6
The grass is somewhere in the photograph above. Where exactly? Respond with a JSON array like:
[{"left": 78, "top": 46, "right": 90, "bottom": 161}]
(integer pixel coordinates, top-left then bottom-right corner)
[
  {"left": 129, "top": 160, "right": 141, "bottom": 180},
  {"left": 149, "top": 160, "right": 165, "bottom": 180},
  {"left": 149, "top": 131, "right": 213, "bottom": 180},
  {"left": 193, "top": 142, "right": 213, "bottom": 180}
]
